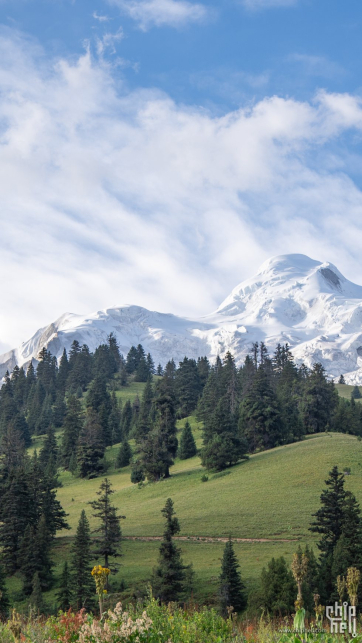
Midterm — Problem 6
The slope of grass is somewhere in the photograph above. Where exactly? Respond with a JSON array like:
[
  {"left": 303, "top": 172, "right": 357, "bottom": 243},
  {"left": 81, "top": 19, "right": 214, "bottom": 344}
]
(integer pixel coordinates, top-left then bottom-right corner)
[{"left": 335, "top": 382, "right": 361, "bottom": 400}]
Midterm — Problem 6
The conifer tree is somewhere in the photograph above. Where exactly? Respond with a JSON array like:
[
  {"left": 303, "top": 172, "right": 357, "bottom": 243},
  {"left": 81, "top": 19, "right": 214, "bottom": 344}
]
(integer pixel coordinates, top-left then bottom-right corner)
[
  {"left": 178, "top": 420, "right": 197, "bottom": 460},
  {"left": 351, "top": 386, "right": 362, "bottom": 400},
  {"left": 139, "top": 429, "right": 173, "bottom": 481},
  {"left": 338, "top": 374, "right": 346, "bottom": 384},
  {"left": 57, "top": 349, "right": 70, "bottom": 394},
  {"left": 219, "top": 538, "right": 247, "bottom": 615},
  {"left": 130, "top": 462, "right": 145, "bottom": 484},
  {"left": 90, "top": 478, "right": 125, "bottom": 570},
  {"left": 77, "top": 409, "right": 105, "bottom": 478},
  {"left": 301, "top": 363, "right": 338, "bottom": 434},
  {"left": 71, "top": 510, "right": 94, "bottom": 610},
  {"left": 121, "top": 400, "right": 133, "bottom": 437},
  {"left": 202, "top": 396, "right": 247, "bottom": 471},
  {"left": 29, "top": 571, "right": 45, "bottom": 613},
  {"left": 175, "top": 357, "right": 201, "bottom": 416},
  {"left": 108, "top": 391, "right": 122, "bottom": 445},
  {"left": 134, "top": 378, "right": 154, "bottom": 444},
  {"left": 56, "top": 562, "right": 72, "bottom": 612},
  {"left": 116, "top": 440, "right": 132, "bottom": 468},
  {"left": 152, "top": 498, "right": 185, "bottom": 603},
  {"left": 310, "top": 466, "right": 346, "bottom": 600},
  {"left": 61, "top": 396, "right": 83, "bottom": 470},
  {"left": 239, "top": 366, "right": 283, "bottom": 452},
  {"left": 259, "top": 557, "right": 296, "bottom": 616},
  {"left": 39, "top": 424, "right": 58, "bottom": 474},
  {"left": 331, "top": 491, "right": 362, "bottom": 583}
]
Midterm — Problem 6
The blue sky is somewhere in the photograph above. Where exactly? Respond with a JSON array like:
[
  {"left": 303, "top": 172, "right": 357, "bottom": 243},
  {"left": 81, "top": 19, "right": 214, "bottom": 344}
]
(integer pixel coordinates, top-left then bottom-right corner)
[{"left": 1, "top": 0, "right": 362, "bottom": 350}]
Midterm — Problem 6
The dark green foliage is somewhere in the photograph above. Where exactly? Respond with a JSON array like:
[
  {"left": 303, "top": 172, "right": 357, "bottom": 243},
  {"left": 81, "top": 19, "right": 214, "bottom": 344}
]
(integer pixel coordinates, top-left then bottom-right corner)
[
  {"left": 202, "top": 396, "right": 248, "bottom": 471},
  {"left": 121, "top": 400, "right": 133, "bottom": 437},
  {"left": 331, "top": 491, "right": 362, "bottom": 591},
  {"left": 351, "top": 385, "right": 362, "bottom": 400},
  {"left": 77, "top": 409, "right": 105, "bottom": 478},
  {"left": 178, "top": 420, "right": 197, "bottom": 460},
  {"left": 86, "top": 376, "right": 112, "bottom": 446},
  {"left": 259, "top": 557, "right": 296, "bottom": 616},
  {"left": 134, "top": 378, "right": 154, "bottom": 444},
  {"left": 301, "top": 363, "right": 338, "bottom": 434},
  {"left": 310, "top": 466, "right": 346, "bottom": 600},
  {"left": 56, "top": 562, "right": 72, "bottom": 612},
  {"left": 0, "top": 563, "right": 10, "bottom": 617},
  {"left": 219, "top": 538, "right": 247, "bottom": 614},
  {"left": 71, "top": 510, "right": 94, "bottom": 610},
  {"left": 139, "top": 429, "right": 174, "bottom": 481},
  {"left": 0, "top": 468, "right": 33, "bottom": 574},
  {"left": 152, "top": 498, "right": 186, "bottom": 603},
  {"left": 175, "top": 357, "right": 201, "bottom": 416},
  {"left": 109, "top": 391, "right": 122, "bottom": 445},
  {"left": 29, "top": 571, "right": 45, "bottom": 613},
  {"left": 130, "top": 462, "right": 145, "bottom": 484},
  {"left": 61, "top": 395, "right": 83, "bottom": 470},
  {"left": 39, "top": 424, "right": 58, "bottom": 477},
  {"left": 116, "top": 440, "right": 132, "bottom": 468},
  {"left": 19, "top": 515, "right": 54, "bottom": 595},
  {"left": 239, "top": 366, "right": 283, "bottom": 452},
  {"left": 338, "top": 374, "right": 346, "bottom": 384},
  {"left": 90, "top": 478, "right": 125, "bottom": 569}
]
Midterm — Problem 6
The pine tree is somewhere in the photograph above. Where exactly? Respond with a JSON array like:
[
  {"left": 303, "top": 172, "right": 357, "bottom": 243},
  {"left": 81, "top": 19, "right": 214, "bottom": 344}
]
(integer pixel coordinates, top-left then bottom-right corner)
[
  {"left": 152, "top": 498, "right": 185, "bottom": 603},
  {"left": 56, "top": 562, "right": 72, "bottom": 612},
  {"left": 219, "top": 538, "right": 247, "bottom": 615},
  {"left": 338, "top": 374, "right": 346, "bottom": 384},
  {"left": 130, "top": 462, "right": 145, "bottom": 484},
  {"left": 77, "top": 409, "right": 105, "bottom": 478},
  {"left": 116, "top": 440, "right": 132, "bottom": 468},
  {"left": 259, "top": 557, "right": 296, "bottom": 616},
  {"left": 351, "top": 386, "right": 362, "bottom": 400},
  {"left": 61, "top": 396, "right": 83, "bottom": 470},
  {"left": 71, "top": 510, "right": 94, "bottom": 610},
  {"left": 310, "top": 466, "right": 346, "bottom": 600},
  {"left": 39, "top": 424, "right": 58, "bottom": 474},
  {"left": 331, "top": 491, "right": 362, "bottom": 585},
  {"left": 29, "top": 571, "right": 45, "bottom": 613},
  {"left": 202, "top": 396, "right": 248, "bottom": 471},
  {"left": 175, "top": 357, "right": 201, "bottom": 416},
  {"left": 0, "top": 563, "right": 10, "bottom": 617},
  {"left": 134, "top": 378, "right": 154, "bottom": 444},
  {"left": 239, "top": 366, "right": 283, "bottom": 452},
  {"left": 301, "top": 364, "right": 338, "bottom": 434},
  {"left": 108, "top": 391, "right": 122, "bottom": 445},
  {"left": 121, "top": 400, "right": 133, "bottom": 437},
  {"left": 90, "top": 479, "right": 125, "bottom": 570},
  {"left": 0, "top": 468, "right": 33, "bottom": 574},
  {"left": 86, "top": 376, "right": 112, "bottom": 446},
  {"left": 178, "top": 420, "right": 197, "bottom": 460},
  {"left": 139, "top": 429, "right": 173, "bottom": 481}
]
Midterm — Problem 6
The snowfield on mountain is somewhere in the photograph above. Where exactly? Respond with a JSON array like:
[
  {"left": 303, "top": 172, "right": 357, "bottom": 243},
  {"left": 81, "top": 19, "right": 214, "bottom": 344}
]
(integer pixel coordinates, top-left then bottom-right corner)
[{"left": 2, "top": 253, "right": 362, "bottom": 382}]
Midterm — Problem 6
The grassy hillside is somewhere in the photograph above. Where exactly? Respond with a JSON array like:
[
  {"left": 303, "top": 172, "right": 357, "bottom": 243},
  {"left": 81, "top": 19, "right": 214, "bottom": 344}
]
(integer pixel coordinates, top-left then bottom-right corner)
[
  {"left": 21, "top": 380, "right": 362, "bottom": 606},
  {"left": 335, "top": 382, "right": 361, "bottom": 400}
]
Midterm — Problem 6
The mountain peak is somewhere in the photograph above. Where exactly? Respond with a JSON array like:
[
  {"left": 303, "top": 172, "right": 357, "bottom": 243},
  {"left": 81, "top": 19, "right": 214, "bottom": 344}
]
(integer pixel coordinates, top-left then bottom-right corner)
[{"left": 2, "top": 253, "right": 362, "bottom": 383}]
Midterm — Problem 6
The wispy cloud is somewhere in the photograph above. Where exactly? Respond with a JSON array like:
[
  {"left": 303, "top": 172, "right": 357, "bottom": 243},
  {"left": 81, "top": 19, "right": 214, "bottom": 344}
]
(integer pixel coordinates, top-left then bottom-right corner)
[
  {"left": 241, "top": 0, "right": 298, "bottom": 10},
  {"left": 93, "top": 11, "right": 110, "bottom": 22},
  {"left": 1, "top": 28, "right": 362, "bottom": 348},
  {"left": 96, "top": 28, "right": 124, "bottom": 55},
  {"left": 107, "top": 0, "right": 210, "bottom": 30},
  {"left": 288, "top": 53, "right": 346, "bottom": 79}
]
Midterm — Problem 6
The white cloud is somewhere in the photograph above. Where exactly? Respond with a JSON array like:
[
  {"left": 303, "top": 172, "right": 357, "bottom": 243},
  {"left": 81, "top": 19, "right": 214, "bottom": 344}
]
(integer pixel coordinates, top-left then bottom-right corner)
[
  {"left": 107, "top": 0, "right": 210, "bottom": 30},
  {"left": 1, "top": 28, "right": 362, "bottom": 348},
  {"left": 96, "top": 28, "right": 124, "bottom": 55},
  {"left": 93, "top": 11, "right": 110, "bottom": 22}
]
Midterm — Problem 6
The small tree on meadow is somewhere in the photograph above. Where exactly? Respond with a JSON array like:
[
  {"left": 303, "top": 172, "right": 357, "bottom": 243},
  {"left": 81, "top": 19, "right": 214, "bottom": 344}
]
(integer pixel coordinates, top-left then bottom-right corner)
[
  {"left": 116, "top": 440, "right": 132, "bottom": 468},
  {"left": 219, "top": 538, "right": 247, "bottom": 615},
  {"left": 56, "top": 561, "right": 72, "bottom": 612},
  {"left": 178, "top": 420, "right": 197, "bottom": 460},
  {"left": 152, "top": 498, "right": 186, "bottom": 603},
  {"left": 90, "top": 479, "right": 125, "bottom": 571}
]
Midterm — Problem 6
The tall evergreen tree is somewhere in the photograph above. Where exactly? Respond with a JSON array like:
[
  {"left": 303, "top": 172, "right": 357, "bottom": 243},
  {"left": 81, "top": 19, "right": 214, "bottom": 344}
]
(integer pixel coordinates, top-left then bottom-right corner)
[
  {"left": 0, "top": 563, "right": 10, "bottom": 617},
  {"left": 152, "top": 498, "right": 186, "bottom": 603},
  {"left": 310, "top": 466, "right": 346, "bottom": 600},
  {"left": 178, "top": 420, "right": 197, "bottom": 460},
  {"left": 219, "top": 538, "right": 247, "bottom": 615},
  {"left": 239, "top": 366, "right": 283, "bottom": 452},
  {"left": 175, "top": 357, "right": 201, "bottom": 416},
  {"left": 77, "top": 409, "right": 105, "bottom": 478},
  {"left": 351, "top": 386, "right": 362, "bottom": 400},
  {"left": 71, "top": 510, "right": 94, "bottom": 610},
  {"left": 61, "top": 396, "right": 83, "bottom": 470},
  {"left": 90, "top": 478, "right": 125, "bottom": 570},
  {"left": 116, "top": 440, "right": 132, "bottom": 468},
  {"left": 301, "top": 363, "right": 338, "bottom": 434},
  {"left": 259, "top": 557, "right": 296, "bottom": 616},
  {"left": 56, "top": 562, "right": 72, "bottom": 612},
  {"left": 202, "top": 395, "right": 247, "bottom": 471}
]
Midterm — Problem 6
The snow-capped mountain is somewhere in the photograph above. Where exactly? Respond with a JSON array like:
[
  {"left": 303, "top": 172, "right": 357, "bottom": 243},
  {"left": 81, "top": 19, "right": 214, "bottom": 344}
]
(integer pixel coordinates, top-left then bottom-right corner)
[{"left": 2, "top": 253, "right": 362, "bottom": 382}]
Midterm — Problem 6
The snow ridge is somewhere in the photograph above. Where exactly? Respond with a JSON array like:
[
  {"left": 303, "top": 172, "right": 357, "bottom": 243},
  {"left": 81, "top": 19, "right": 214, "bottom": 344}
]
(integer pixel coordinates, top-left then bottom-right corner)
[{"left": 2, "top": 254, "right": 362, "bottom": 383}]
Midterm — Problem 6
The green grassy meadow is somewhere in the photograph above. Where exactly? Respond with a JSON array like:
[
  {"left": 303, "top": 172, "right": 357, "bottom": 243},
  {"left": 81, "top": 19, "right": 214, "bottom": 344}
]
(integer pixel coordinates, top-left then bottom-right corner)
[{"left": 15, "top": 380, "right": 362, "bottom": 605}]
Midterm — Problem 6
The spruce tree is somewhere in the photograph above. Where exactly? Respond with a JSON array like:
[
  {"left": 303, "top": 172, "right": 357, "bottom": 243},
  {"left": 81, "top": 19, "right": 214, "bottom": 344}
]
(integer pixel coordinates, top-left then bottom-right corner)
[
  {"left": 259, "top": 557, "right": 296, "bottom": 616},
  {"left": 116, "top": 440, "right": 132, "bottom": 468},
  {"left": 178, "top": 420, "right": 197, "bottom": 460},
  {"left": 61, "top": 396, "right": 83, "bottom": 470},
  {"left": 90, "top": 478, "right": 125, "bottom": 570},
  {"left": 71, "top": 510, "right": 94, "bottom": 610},
  {"left": 130, "top": 462, "right": 145, "bottom": 484},
  {"left": 301, "top": 363, "right": 338, "bottom": 434},
  {"left": 219, "top": 538, "right": 247, "bottom": 615},
  {"left": 175, "top": 357, "right": 201, "bottom": 416},
  {"left": 29, "top": 571, "right": 45, "bottom": 613},
  {"left": 351, "top": 386, "right": 362, "bottom": 400},
  {"left": 134, "top": 378, "right": 153, "bottom": 444},
  {"left": 202, "top": 396, "right": 248, "bottom": 470},
  {"left": 56, "top": 562, "right": 72, "bottom": 612},
  {"left": 152, "top": 498, "right": 185, "bottom": 603},
  {"left": 77, "top": 409, "right": 105, "bottom": 478},
  {"left": 310, "top": 466, "right": 346, "bottom": 600},
  {"left": 121, "top": 400, "right": 133, "bottom": 437},
  {"left": 239, "top": 366, "right": 283, "bottom": 452},
  {"left": 338, "top": 374, "right": 346, "bottom": 384}
]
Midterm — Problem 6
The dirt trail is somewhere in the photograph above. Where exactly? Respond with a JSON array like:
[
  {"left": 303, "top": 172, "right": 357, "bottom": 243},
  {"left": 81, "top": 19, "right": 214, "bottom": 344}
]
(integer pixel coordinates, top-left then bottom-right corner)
[{"left": 123, "top": 536, "right": 298, "bottom": 543}]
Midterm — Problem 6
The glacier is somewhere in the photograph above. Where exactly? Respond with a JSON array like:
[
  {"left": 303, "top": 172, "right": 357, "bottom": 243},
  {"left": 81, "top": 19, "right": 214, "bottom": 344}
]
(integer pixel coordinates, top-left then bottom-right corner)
[{"left": 2, "top": 253, "right": 362, "bottom": 383}]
